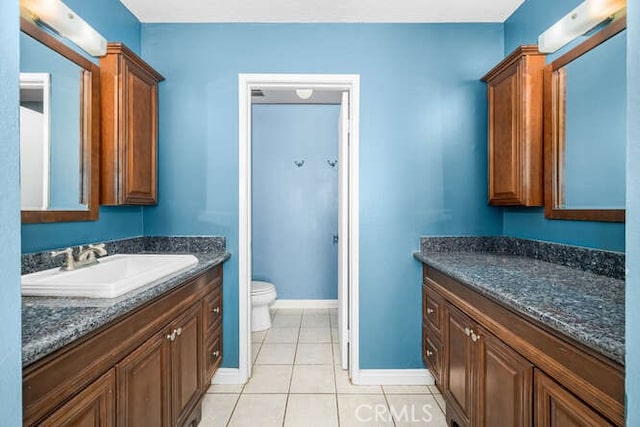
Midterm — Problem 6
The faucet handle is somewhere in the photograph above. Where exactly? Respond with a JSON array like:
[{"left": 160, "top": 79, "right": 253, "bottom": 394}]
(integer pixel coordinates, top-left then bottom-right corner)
[
  {"left": 51, "top": 248, "right": 74, "bottom": 270},
  {"left": 88, "top": 243, "right": 107, "bottom": 256}
]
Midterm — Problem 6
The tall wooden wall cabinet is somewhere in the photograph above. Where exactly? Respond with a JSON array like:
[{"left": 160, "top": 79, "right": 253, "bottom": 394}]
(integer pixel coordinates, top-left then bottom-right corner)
[
  {"left": 482, "top": 45, "right": 545, "bottom": 206},
  {"left": 100, "top": 43, "right": 165, "bottom": 205}
]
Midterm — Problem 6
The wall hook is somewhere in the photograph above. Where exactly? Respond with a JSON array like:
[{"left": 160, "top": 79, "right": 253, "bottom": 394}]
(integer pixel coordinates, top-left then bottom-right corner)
[
  {"left": 294, "top": 160, "right": 305, "bottom": 167},
  {"left": 327, "top": 159, "right": 337, "bottom": 168}
]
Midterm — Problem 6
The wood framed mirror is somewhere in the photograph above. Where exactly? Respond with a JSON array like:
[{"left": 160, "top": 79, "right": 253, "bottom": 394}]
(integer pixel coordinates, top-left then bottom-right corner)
[
  {"left": 543, "top": 16, "right": 626, "bottom": 222},
  {"left": 20, "top": 18, "right": 100, "bottom": 223}
]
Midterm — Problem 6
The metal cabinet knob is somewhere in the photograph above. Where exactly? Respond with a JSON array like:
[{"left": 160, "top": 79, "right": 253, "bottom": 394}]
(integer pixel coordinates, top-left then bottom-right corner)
[
  {"left": 471, "top": 332, "right": 480, "bottom": 343},
  {"left": 427, "top": 308, "right": 434, "bottom": 315},
  {"left": 167, "top": 331, "right": 176, "bottom": 342},
  {"left": 464, "top": 327, "right": 471, "bottom": 337},
  {"left": 176, "top": 327, "right": 182, "bottom": 336},
  {"left": 213, "top": 307, "right": 220, "bottom": 314},
  {"left": 212, "top": 350, "right": 220, "bottom": 358},
  {"left": 426, "top": 350, "right": 434, "bottom": 357}
]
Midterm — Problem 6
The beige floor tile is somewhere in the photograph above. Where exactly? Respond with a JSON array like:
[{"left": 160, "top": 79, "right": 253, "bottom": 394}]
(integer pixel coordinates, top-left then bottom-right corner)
[
  {"left": 427, "top": 385, "right": 441, "bottom": 395},
  {"left": 272, "top": 314, "right": 302, "bottom": 328},
  {"left": 228, "top": 394, "right": 287, "bottom": 427},
  {"left": 303, "top": 308, "right": 330, "bottom": 315},
  {"left": 331, "top": 327, "right": 339, "bottom": 343},
  {"left": 198, "top": 394, "right": 240, "bottom": 427},
  {"left": 385, "top": 394, "right": 447, "bottom": 426},
  {"left": 433, "top": 393, "right": 446, "bottom": 413},
  {"left": 284, "top": 394, "right": 339, "bottom": 427},
  {"left": 254, "top": 343, "right": 296, "bottom": 365},
  {"left": 301, "top": 314, "right": 330, "bottom": 328},
  {"left": 251, "top": 330, "right": 267, "bottom": 343},
  {"left": 264, "top": 327, "right": 299, "bottom": 343},
  {"left": 243, "top": 365, "right": 293, "bottom": 393},
  {"left": 337, "top": 394, "right": 394, "bottom": 426},
  {"left": 382, "top": 385, "right": 431, "bottom": 394},
  {"left": 295, "top": 343, "right": 333, "bottom": 364},
  {"left": 335, "top": 367, "right": 382, "bottom": 394},
  {"left": 206, "top": 383, "right": 245, "bottom": 394},
  {"left": 251, "top": 342, "right": 261, "bottom": 365},
  {"left": 290, "top": 365, "right": 336, "bottom": 393},
  {"left": 333, "top": 343, "right": 341, "bottom": 365},
  {"left": 298, "top": 327, "right": 331, "bottom": 343}
]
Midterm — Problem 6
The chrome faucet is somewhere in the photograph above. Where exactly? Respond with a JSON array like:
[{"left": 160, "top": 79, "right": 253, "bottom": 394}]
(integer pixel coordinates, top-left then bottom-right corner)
[{"left": 51, "top": 244, "right": 108, "bottom": 271}]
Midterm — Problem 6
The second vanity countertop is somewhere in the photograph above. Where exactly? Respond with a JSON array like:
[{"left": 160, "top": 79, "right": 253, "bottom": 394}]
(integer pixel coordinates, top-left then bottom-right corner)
[
  {"left": 22, "top": 251, "right": 230, "bottom": 367},
  {"left": 414, "top": 250, "right": 624, "bottom": 366}
]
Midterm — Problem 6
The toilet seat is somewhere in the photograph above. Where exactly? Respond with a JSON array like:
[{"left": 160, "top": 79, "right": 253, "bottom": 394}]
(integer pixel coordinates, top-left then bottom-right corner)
[{"left": 252, "top": 281, "right": 275, "bottom": 295}]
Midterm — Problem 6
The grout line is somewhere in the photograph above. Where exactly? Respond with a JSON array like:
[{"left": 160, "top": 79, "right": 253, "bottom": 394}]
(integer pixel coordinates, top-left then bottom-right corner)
[{"left": 381, "top": 388, "right": 398, "bottom": 427}]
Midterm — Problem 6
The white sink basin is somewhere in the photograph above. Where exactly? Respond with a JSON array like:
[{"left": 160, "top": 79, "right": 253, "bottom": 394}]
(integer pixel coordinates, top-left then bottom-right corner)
[{"left": 22, "top": 254, "right": 199, "bottom": 298}]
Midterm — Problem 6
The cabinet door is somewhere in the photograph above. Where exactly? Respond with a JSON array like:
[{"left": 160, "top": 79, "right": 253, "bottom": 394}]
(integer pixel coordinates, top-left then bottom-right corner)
[
  {"left": 116, "top": 329, "right": 171, "bottom": 427},
  {"left": 534, "top": 370, "right": 613, "bottom": 427},
  {"left": 475, "top": 330, "right": 533, "bottom": 427},
  {"left": 40, "top": 369, "right": 115, "bottom": 427},
  {"left": 172, "top": 302, "right": 204, "bottom": 426},
  {"left": 445, "top": 305, "right": 474, "bottom": 425},
  {"left": 121, "top": 58, "right": 158, "bottom": 204}
]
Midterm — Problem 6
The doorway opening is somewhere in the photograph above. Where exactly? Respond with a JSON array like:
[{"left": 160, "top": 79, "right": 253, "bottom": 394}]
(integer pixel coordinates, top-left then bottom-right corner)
[{"left": 237, "top": 74, "right": 360, "bottom": 384}]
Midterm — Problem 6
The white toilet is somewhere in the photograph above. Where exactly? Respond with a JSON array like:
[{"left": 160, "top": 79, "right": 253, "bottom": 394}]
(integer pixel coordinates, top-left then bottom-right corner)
[{"left": 251, "top": 281, "right": 277, "bottom": 332}]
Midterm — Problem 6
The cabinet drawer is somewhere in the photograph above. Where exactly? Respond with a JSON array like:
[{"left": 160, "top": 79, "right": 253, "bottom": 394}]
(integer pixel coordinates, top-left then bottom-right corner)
[
  {"left": 204, "top": 286, "right": 222, "bottom": 334},
  {"left": 423, "top": 284, "right": 444, "bottom": 339},
  {"left": 205, "top": 331, "right": 222, "bottom": 384},
  {"left": 424, "top": 330, "right": 443, "bottom": 391}
]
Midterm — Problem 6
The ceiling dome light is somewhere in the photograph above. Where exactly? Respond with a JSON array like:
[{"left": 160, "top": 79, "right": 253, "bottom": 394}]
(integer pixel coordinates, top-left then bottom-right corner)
[{"left": 296, "top": 89, "right": 313, "bottom": 100}]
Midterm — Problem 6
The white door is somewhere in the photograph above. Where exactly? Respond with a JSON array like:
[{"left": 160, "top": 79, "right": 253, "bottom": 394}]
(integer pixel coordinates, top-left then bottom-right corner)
[{"left": 338, "top": 91, "right": 350, "bottom": 371}]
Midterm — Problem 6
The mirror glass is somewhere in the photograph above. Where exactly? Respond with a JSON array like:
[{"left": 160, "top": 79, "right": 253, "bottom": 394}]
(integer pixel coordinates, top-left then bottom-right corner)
[
  {"left": 20, "top": 18, "right": 99, "bottom": 223},
  {"left": 544, "top": 17, "right": 626, "bottom": 222},
  {"left": 20, "top": 32, "right": 85, "bottom": 211},
  {"left": 562, "top": 30, "right": 626, "bottom": 209}
]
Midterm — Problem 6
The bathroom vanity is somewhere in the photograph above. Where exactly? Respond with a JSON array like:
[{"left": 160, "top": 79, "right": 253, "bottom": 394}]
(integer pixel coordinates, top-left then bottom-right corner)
[
  {"left": 21, "top": 239, "right": 228, "bottom": 427},
  {"left": 416, "top": 237, "right": 624, "bottom": 427}
]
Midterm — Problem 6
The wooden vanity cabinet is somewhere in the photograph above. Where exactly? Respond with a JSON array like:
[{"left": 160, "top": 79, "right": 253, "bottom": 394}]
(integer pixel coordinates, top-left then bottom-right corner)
[
  {"left": 100, "top": 43, "right": 165, "bottom": 205},
  {"left": 482, "top": 45, "right": 545, "bottom": 207},
  {"left": 39, "top": 369, "right": 116, "bottom": 427},
  {"left": 23, "top": 265, "right": 223, "bottom": 427},
  {"left": 422, "top": 266, "right": 624, "bottom": 427}
]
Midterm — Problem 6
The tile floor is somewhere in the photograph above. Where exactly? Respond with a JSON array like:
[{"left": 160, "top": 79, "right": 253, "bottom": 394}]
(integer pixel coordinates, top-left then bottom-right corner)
[{"left": 199, "top": 308, "right": 447, "bottom": 426}]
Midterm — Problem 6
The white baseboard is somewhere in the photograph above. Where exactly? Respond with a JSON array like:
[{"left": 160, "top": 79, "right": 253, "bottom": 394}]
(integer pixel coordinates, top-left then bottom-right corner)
[
  {"left": 354, "top": 369, "right": 435, "bottom": 386},
  {"left": 212, "top": 368, "right": 246, "bottom": 385},
  {"left": 272, "top": 299, "right": 338, "bottom": 309}
]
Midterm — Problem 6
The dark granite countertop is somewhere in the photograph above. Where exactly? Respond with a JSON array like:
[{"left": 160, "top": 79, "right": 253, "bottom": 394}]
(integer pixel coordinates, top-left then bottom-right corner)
[
  {"left": 22, "top": 251, "right": 230, "bottom": 367},
  {"left": 414, "top": 250, "right": 624, "bottom": 365}
]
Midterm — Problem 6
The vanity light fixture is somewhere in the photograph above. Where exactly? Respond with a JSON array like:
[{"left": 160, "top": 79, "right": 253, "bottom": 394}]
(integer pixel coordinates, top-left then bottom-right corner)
[
  {"left": 296, "top": 89, "right": 314, "bottom": 100},
  {"left": 20, "top": 0, "right": 107, "bottom": 56},
  {"left": 538, "top": 0, "right": 626, "bottom": 53}
]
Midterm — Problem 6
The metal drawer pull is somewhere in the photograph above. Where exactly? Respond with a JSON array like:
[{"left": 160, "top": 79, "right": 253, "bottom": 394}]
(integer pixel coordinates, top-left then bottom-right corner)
[
  {"left": 212, "top": 307, "right": 220, "bottom": 314},
  {"left": 426, "top": 350, "right": 434, "bottom": 357},
  {"left": 427, "top": 308, "right": 434, "bottom": 314},
  {"left": 212, "top": 350, "right": 220, "bottom": 358}
]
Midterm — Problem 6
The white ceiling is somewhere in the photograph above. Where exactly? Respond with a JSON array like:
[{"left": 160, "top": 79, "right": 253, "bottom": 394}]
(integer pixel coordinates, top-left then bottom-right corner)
[
  {"left": 252, "top": 89, "right": 343, "bottom": 104},
  {"left": 119, "top": 0, "right": 524, "bottom": 23}
]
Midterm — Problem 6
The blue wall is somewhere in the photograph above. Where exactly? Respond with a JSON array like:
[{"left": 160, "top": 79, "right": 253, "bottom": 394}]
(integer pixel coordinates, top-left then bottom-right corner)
[
  {"left": 0, "top": 0, "right": 23, "bottom": 423},
  {"left": 141, "top": 23, "right": 504, "bottom": 368},
  {"left": 502, "top": 0, "right": 625, "bottom": 252},
  {"left": 626, "top": 0, "right": 639, "bottom": 422},
  {"left": 252, "top": 104, "right": 340, "bottom": 300},
  {"left": 21, "top": 0, "right": 144, "bottom": 253}
]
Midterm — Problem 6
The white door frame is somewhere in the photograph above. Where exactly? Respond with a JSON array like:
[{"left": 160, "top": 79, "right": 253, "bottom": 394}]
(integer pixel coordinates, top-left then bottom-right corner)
[{"left": 238, "top": 73, "right": 360, "bottom": 383}]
